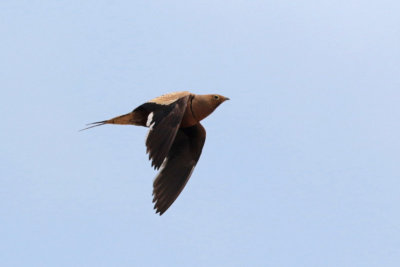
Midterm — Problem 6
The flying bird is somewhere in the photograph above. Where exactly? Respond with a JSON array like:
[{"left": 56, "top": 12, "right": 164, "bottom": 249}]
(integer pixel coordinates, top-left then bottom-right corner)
[{"left": 82, "top": 91, "right": 229, "bottom": 215}]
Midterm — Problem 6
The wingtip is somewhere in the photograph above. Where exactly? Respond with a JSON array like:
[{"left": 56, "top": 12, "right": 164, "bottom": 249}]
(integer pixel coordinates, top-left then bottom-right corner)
[
  {"left": 153, "top": 203, "right": 165, "bottom": 216},
  {"left": 155, "top": 210, "right": 163, "bottom": 216}
]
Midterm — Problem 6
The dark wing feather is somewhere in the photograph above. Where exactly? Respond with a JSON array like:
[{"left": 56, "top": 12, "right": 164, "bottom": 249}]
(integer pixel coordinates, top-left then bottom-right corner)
[
  {"left": 139, "top": 96, "right": 190, "bottom": 169},
  {"left": 152, "top": 123, "right": 206, "bottom": 215}
]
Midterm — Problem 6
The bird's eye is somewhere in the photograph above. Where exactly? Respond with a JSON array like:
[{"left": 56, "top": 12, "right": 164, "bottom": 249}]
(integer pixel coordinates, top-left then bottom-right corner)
[{"left": 213, "top": 95, "right": 219, "bottom": 100}]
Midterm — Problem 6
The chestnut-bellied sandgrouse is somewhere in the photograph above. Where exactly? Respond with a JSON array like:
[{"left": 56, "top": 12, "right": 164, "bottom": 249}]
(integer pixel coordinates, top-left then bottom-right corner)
[{"left": 82, "top": 91, "right": 229, "bottom": 215}]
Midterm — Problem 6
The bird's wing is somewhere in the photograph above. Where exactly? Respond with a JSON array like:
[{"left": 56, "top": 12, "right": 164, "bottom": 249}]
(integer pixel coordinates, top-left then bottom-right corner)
[
  {"left": 139, "top": 94, "right": 191, "bottom": 169},
  {"left": 148, "top": 91, "right": 190, "bottom": 105},
  {"left": 152, "top": 123, "right": 206, "bottom": 215}
]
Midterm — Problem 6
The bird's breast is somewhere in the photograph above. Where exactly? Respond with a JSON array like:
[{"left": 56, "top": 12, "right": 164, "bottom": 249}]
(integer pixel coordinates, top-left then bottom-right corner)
[{"left": 180, "top": 106, "right": 198, "bottom": 128}]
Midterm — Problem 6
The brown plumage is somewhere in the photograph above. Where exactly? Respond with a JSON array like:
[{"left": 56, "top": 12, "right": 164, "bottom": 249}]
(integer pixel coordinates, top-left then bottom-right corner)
[{"left": 82, "top": 91, "right": 229, "bottom": 215}]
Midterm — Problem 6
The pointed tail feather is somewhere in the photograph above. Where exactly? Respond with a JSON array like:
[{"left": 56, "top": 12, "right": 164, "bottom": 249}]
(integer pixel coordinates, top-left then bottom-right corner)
[
  {"left": 80, "top": 112, "right": 139, "bottom": 131},
  {"left": 79, "top": 121, "right": 108, "bottom": 131}
]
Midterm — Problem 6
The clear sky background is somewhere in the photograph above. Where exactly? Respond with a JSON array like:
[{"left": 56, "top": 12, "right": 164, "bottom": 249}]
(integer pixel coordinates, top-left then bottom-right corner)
[{"left": 1, "top": 1, "right": 399, "bottom": 266}]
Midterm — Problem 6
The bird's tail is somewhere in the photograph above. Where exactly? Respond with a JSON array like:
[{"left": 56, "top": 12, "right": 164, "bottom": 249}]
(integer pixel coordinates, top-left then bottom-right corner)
[{"left": 80, "top": 112, "right": 137, "bottom": 131}]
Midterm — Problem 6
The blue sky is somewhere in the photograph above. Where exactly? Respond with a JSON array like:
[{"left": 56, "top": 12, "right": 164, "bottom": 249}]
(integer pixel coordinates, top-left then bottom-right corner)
[{"left": 1, "top": 1, "right": 399, "bottom": 266}]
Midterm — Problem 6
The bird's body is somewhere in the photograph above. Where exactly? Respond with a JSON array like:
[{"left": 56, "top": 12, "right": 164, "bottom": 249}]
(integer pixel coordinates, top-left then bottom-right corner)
[{"left": 83, "top": 91, "right": 229, "bottom": 215}]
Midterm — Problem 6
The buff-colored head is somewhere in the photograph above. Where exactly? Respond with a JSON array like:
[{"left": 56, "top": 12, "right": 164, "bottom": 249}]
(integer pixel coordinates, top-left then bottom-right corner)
[
  {"left": 189, "top": 94, "right": 229, "bottom": 123},
  {"left": 198, "top": 94, "right": 230, "bottom": 111},
  {"left": 207, "top": 94, "right": 230, "bottom": 107}
]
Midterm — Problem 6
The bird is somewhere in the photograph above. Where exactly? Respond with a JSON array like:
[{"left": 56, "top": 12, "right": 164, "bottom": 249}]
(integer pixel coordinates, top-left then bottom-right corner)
[{"left": 82, "top": 91, "right": 229, "bottom": 215}]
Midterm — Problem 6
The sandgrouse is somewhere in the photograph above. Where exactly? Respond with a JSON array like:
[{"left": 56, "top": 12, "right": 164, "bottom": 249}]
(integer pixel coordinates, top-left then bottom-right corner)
[{"left": 83, "top": 91, "right": 229, "bottom": 215}]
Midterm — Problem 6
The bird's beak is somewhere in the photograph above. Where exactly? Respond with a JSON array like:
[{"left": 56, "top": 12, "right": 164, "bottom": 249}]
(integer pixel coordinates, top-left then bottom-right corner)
[{"left": 223, "top": 96, "right": 230, "bottom": 101}]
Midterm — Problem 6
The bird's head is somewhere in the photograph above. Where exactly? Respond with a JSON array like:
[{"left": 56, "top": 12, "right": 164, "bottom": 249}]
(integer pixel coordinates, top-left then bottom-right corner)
[
  {"left": 208, "top": 94, "right": 230, "bottom": 108},
  {"left": 190, "top": 94, "right": 229, "bottom": 123}
]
